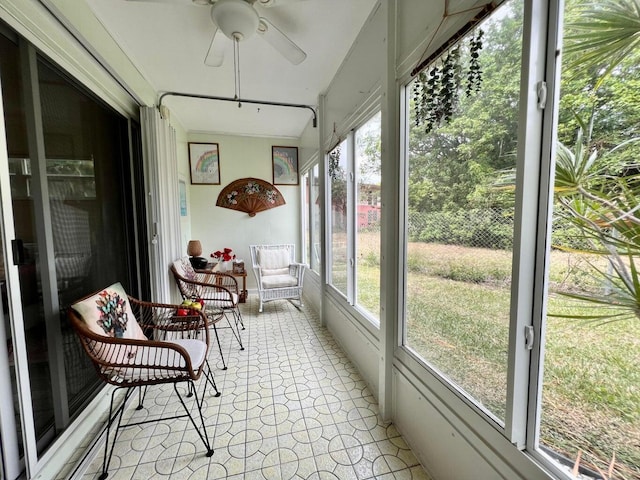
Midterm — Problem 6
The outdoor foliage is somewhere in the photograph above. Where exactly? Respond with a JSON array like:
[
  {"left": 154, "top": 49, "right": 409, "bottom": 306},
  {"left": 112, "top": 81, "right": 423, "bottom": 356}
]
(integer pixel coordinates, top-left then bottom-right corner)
[
  {"left": 405, "top": 0, "right": 640, "bottom": 476},
  {"left": 551, "top": 0, "right": 640, "bottom": 325}
]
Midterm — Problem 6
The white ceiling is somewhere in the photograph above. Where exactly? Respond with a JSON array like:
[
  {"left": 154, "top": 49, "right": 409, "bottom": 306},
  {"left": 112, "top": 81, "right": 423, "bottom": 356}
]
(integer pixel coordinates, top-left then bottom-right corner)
[{"left": 85, "top": 0, "right": 378, "bottom": 138}]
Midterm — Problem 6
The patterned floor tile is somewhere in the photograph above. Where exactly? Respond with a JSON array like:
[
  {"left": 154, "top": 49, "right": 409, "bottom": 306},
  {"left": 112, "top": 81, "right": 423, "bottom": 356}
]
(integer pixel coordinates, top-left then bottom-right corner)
[{"left": 75, "top": 299, "right": 430, "bottom": 479}]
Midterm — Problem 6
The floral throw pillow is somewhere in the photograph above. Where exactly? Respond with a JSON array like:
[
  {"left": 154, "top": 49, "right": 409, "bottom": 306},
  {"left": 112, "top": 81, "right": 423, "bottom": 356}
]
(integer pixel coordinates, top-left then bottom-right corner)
[
  {"left": 173, "top": 257, "right": 200, "bottom": 297},
  {"left": 72, "top": 282, "right": 147, "bottom": 364},
  {"left": 181, "top": 257, "right": 198, "bottom": 282}
]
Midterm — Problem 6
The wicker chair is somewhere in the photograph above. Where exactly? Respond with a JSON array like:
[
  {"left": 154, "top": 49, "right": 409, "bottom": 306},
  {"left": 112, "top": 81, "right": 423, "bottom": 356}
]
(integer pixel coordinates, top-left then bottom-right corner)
[
  {"left": 171, "top": 258, "right": 244, "bottom": 370},
  {"left": 208, "top": 271, "right": 245, "bottom": 331},
  {"left": 249, "top": 244, "right": 306, "bottom": 313},
  {"left": 69, "top": 282, "right": 219, "bottom": 480}
]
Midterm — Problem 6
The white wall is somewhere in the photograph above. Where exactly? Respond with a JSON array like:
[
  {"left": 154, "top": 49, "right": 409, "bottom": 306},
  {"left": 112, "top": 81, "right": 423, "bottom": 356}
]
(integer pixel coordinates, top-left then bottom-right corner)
[
  {"left": 185, "top": 133, "right": 301, "bottom": 291},
  {"left": 302, "top": 270, "right": 321, "bottom": 313},
  {"left": 322, "top": 2, "right": 384, "bottom": 146}
]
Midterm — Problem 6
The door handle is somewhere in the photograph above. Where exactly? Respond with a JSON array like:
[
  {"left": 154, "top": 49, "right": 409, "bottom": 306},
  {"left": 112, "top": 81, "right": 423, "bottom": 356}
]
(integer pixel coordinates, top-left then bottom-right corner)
[{"left": 11, "top": 239, "right": 25, "bottom": 266}]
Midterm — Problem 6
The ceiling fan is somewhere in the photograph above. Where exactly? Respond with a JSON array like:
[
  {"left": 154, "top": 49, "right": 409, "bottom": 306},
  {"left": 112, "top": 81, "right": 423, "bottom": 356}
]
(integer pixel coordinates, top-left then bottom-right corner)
[{"left": 125, "top": 0, "right": 307, "bottom": 67}]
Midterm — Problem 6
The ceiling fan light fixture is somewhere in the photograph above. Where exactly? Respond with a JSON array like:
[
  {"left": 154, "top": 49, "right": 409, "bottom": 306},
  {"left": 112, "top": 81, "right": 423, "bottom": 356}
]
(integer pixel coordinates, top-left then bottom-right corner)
[{"left": 210, "top": 0, "right": 259, "bottom": 41}]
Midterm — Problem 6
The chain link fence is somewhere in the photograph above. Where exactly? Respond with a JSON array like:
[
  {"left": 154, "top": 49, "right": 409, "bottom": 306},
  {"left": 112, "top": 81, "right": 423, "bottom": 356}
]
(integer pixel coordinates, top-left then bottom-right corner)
[
  {"left": 408, "top": 209, "right": 514, "bottom": 250},
  {"left": 408, "top": 208, "right": 588, "bottom": 251}
]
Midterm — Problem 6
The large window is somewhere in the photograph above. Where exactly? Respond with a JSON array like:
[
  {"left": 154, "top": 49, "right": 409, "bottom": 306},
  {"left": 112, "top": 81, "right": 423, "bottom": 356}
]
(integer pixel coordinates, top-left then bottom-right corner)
[
  {"left": 403, "top": 0, "right": 640, "bottom": 478},
  {"left": 302, "top": 171, "right": 311, "bottom": 268},
  {"left": 311, "top": 164, "right": 321, "bottom": 273},
  {"left": 538, "top": 0, "right": 640, "bottom": 477},
  {"left": 404, "top": 2, "right": 521, "bottom": 423},
  {"left": 302, "top": 164, "right": 322, "bottom": 274},
  {"left": 327, "top": 113, "right": 381, "bottom": 322},
  {"left": 328, "top": 139, "right": 349, "bottom": 295},
  {"left": 355, "top": 113, "right": 381, "bottom": 320}
]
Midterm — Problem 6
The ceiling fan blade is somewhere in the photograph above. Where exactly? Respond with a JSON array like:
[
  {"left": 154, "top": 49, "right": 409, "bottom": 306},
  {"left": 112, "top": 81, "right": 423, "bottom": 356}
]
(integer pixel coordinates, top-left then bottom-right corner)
[
  {"left": 255, "top": 0, "right": 311, "bottom": 7},
  {"left": 124, "top": 0, "right": 215, "bottom": 4},
  {"left": 123, "top": 0, "right": 200, "bottom": 4},
  {"left": 204, "top": 27, "right": 225, "bottom": 67},
  {"left": 257, "top": 17, "right": 306, "bottom": 65}
]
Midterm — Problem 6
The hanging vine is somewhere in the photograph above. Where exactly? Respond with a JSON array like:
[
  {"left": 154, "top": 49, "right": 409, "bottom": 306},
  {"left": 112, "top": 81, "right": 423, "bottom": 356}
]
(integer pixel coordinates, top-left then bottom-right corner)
[
  {"left": 425, "top": 65, "right": 441, "bottom": 128},
  {"left": 441, "top": 45, "right": 461, "bottom": 122},
  {"left": 466, "top": 29, "right": 484, "bottom": 96},
  {"left": 413, "top": 28, "right": 485, "bottom": 133}
]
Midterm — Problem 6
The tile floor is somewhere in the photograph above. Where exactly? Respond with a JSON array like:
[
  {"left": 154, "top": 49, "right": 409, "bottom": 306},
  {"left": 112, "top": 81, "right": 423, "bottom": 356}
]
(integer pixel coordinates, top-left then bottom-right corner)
[{"left": 77, "top": 298, "right": 431, "bottom": 480}]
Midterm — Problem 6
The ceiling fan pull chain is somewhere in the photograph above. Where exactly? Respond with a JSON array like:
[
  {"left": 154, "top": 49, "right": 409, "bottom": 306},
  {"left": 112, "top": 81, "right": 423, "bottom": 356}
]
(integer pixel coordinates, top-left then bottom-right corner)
[{"left": 233, "top": 36, "right": 242, "bottom": 107}]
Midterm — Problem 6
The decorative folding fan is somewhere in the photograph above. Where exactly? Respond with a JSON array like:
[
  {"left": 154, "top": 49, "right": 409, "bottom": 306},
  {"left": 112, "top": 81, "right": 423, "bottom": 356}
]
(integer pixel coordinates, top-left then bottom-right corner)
[{"left": 216, "top": 177, "right": 286, "bottom": 217}]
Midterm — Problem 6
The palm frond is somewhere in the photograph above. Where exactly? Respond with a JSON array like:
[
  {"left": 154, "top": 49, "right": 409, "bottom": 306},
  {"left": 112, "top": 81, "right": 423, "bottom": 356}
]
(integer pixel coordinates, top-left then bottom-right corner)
[{"left": 564, "top": 0, "right": 640, "bottom": 87}]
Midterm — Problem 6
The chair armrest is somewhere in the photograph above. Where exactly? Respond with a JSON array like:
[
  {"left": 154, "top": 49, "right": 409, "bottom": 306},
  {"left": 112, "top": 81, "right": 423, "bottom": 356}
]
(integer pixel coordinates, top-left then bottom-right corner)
[
  {"left": 252, "top": 266, "right": 263, "bottom": 283},
  {"left": 173, "top": 276, "right": 235, "bottom": 302},
  {"left": 69, "top": 311, "right": 207, "bottom": 386},
  {"left": 289, "top": 262, "right": 307, "bottom": 281},
  {"left": 127, "top": 297, "right": 210, "bottom": 348}
]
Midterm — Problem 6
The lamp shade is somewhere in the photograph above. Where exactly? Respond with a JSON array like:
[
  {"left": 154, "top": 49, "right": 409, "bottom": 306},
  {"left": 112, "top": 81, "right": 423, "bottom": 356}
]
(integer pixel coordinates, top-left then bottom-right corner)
[
  {"left": 187, "top": 240, "right": 203, "bottom": 257},
  {"left": 210, "top": 0, "right": 259, "bottom": 41}
]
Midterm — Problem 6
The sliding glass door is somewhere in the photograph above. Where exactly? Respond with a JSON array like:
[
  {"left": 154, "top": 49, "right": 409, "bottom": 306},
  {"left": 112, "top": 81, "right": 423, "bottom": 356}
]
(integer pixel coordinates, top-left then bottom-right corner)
[{"left": 0, "top": 24, "right": 144, "bottom": 479}]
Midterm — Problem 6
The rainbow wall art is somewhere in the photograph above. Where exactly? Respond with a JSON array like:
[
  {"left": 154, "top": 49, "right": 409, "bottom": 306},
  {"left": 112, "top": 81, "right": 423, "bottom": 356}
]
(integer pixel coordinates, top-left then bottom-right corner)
[
  {"left": 272, "top": 146, "right": 299, "bottom": 185},
  {"left": 188, "top": 142, "right": 221, "bottom": 184}
]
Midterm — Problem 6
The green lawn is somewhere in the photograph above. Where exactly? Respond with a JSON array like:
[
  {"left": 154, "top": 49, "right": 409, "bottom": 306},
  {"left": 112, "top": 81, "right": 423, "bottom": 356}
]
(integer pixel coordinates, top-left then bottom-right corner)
[{"left": 352, "top": 236, "right": 639, "bottom": 478}]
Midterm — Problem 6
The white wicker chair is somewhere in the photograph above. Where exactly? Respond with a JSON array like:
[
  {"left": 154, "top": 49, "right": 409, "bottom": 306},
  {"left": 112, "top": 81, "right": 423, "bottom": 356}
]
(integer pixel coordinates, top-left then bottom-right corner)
[{"left": 249, "top": 244, "right": 306, "bottom": 313}]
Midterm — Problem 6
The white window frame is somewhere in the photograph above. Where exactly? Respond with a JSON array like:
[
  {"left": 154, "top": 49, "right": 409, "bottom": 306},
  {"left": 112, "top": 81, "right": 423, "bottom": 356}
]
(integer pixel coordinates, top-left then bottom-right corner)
[
  {"left": 398, "top": 0, "right": 567, "bottom": 475},
  {"left": 326, "top": 112, "right": 382, "bottom": 326}
]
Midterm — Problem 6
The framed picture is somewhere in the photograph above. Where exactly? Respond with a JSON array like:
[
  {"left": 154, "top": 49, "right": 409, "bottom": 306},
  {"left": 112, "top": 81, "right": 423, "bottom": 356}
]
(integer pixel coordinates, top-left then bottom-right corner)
[
  {"left": 272, "top": 146, "right": 299, "bottom": 185},
  {"left": 232, "top": 261, "right": 245, "bottom": 274},
  {"left": 178, "top": 178, "right": 187, "bottom": 216},
  {"left": 188, "top": 142, "right": 220, "bottom": 185}
]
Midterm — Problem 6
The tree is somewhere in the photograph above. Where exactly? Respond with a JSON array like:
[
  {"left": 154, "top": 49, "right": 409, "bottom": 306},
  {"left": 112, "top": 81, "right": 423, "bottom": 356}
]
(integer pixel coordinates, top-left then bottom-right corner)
[
  {"left": 550, "top": 0, "right": 640, "bottom": 323},
  {"left": 328, "top": 144, "right": 347, "bottom": 218},
  {"left": 563, "top": 0, "right": 640, "bottom": 90},
  {"left": 407, "top": 0, "right": 524, "bottom": 214}
]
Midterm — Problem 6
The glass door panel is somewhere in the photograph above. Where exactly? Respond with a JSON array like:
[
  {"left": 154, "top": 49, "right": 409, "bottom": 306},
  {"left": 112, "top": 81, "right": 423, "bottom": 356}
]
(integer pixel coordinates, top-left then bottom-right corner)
[
  {"left": 0, "top": 25, "right": 138, "bottom": 476},
  {"left": 36, "top": 58, "right": 132, "bottom": 427},
  {"left": 0, "top": 30, "right": 47, "bottom": 470}
]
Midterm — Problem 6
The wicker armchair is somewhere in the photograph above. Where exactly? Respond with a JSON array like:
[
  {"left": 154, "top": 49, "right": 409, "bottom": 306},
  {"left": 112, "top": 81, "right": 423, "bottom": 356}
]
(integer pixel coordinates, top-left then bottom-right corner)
[
  {"left": 69, "top": 282, "right": 219, "bottom": 480},
  {"left": 171, "top": 258, "right": 244, "bottom": 370},
  {"left": 207, "top": 271, "right": 245, "bottom": 331},
  {"left": 249, "top": 244, "right": 305, "bottom": 313}
]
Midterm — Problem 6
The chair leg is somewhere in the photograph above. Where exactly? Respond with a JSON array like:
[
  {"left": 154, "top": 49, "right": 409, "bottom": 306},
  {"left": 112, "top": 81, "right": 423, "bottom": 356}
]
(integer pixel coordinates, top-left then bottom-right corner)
[
  {"left": 136, "top": 385, "right": 149, "bottom": 409},
  {"left": 173, "top": 381, "right": 214, "bottom": 457},
  {"left": 99, "top": 387, "right": 135, "bottom": 479},
  {"left": 234, "top": 306, "right": 245, "bottom": 330},
  {"left": 223, "top": 311, "right": 244, "bottom": 351},
  {"left": 202, "top": 359, "right": 221, "bottom": 401},
  {"left": 211, "top": 324, "right": 228, "bottom": 370}
]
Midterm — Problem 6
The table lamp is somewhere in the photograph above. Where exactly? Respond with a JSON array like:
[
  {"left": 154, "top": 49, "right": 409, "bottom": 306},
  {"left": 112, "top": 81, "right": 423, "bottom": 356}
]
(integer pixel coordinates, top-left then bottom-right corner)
[{"left": 187, "top": 240, "right": 207, "bottom": 269}]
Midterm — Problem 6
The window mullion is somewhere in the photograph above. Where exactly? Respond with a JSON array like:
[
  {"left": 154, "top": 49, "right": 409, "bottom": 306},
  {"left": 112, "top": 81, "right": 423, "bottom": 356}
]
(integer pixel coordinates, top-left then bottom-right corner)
[
  {"left": 526, "top": 0, "right": 564, "bottom": 458},
  {"left": 504, "top": 0, "right": 561, "bottom": 448},
  {"left": 346, "top": 132, "right": 356, "bottom": 305}
]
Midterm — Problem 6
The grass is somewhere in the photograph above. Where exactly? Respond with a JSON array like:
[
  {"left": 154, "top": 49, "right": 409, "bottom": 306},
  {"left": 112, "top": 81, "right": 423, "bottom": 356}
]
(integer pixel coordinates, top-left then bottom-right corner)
[{"left": 351, "top": 235, "right": 640, "bottom": 479}]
